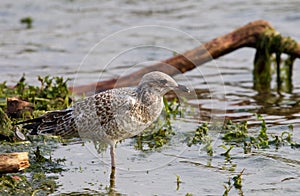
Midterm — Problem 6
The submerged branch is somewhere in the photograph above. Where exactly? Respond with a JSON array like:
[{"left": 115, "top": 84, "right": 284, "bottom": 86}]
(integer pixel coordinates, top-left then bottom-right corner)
[{"left": 66, "top": 20, "right": 299, "bottom": 95}]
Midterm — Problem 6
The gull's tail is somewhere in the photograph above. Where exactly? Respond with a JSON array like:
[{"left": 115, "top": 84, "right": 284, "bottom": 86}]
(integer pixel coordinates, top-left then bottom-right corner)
[{"left": 16, "top": 108, "right": 78, "bottom": 137}]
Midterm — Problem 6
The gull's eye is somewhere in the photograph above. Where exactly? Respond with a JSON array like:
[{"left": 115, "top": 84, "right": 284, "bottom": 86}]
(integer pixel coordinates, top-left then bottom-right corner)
[{"left": 159, "top": 79, "right": 168, "bottom": 84}]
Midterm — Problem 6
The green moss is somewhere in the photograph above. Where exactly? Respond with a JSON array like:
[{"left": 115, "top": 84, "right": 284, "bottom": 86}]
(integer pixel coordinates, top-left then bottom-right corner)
[{"left": 254, "top": 29, "right": 298, "bottom": 92}]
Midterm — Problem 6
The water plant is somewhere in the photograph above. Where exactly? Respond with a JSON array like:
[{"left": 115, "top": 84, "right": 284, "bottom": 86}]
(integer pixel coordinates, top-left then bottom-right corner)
[
  {"left": 187, "top": 123, "right": 213, "bottom": 156},
  {"left": 254, "top": 29, "right": 298, "bottom": 92},
  {"left": 1, "top": 74, "right": 299, "bottom": 195},
  {"left": 0, "top": 75, "right": 71, "bottom": 112},
  {"left": 222, "top": 169, "right": 245, "bottom": 196},
  {"left": 0, "top": 75, "right": 71, "bottom": 195},
  {"left": 176, "top": 175, "right": 182, "bottom": 191},
  {"left": 20, "top": 16, "right": 33, "bottom": 29},
  {"left": 221, "top": 118, "right": 296, "bottom": 151},
  {"left": 134, "top": 97, "right": 182, "bottom": 151}
]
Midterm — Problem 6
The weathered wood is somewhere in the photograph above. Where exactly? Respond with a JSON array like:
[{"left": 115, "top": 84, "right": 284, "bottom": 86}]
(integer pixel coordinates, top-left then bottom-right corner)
[
  {"left": 7, "top": 97, "right": 33, "bottom": 118},
  {"left": 69, "top": 20, "right": 300, "bottom": 95},
  {"left": 0, "top": 152, "right": 30, "bottom": 174}
]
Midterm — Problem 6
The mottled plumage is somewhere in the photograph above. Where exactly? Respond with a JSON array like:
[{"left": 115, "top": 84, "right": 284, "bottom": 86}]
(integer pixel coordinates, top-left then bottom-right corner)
[{"left": 18, "top": 71, "right": 189, "bottom": 168}]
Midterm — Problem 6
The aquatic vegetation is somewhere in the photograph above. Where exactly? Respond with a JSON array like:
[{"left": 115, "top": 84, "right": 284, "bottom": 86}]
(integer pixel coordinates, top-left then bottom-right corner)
[
  {"left": 222, "top": 121, "right": 248, "bottom": 143},
  {"left": 186, "top": 116, "right": 299, "bottom": 161},
  {"left": 232, "top": 169, "right": 244, "bottom": 189},
  {"left": 0, "top": 137, "right": 66, "bottom": 195},
  {"left": 1, "top": 75, "right": 299, "bottom": 195},
  {"left": 176, "top": 175, "right": 182, "bottom": 191},
  {"left": 222, "top": 119, "right": 296, "bottom": 151},
  {"left": 222, "top": 169, "right": 244, "bottom": 196},
  {"left": 0, "top": 107, "right": 14, "bottom": 141},
  {"left": 134, "top": 97, "right": 182, "bottom": 151},
  {"left": 0, "top": 75, "right": 70, "bottom": 195},
  {"left": 219, "top": 145, "right": 234, "bottom": 158},
  {"left": 187, "top": 123, "right": 213, "bottom": 156},
  {"left": 20, "top": 16, "right": 33, "bottom": 29},
  {"left": 254, "top": 29, "right": 298, "bottom": 92},
  {"left": 0, "top": 173, "right": 56, "bottom": 195},
  {"left": 0, "top": 74, "right": 71, "bottom": 112},
  {"left": 0, "top": 75, "right": 71, "bottom": 141}
]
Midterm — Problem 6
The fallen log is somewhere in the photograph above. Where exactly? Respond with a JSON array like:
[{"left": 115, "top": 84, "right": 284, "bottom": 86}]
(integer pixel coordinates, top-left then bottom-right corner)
[
  {"left": 70, "top": 20, "right": 300, "bottom": 95},
  {"left": 7, "top": 97, "right": 33, "bottom": 118},
  {"left": 0, "top": 152, "right": 30, "bottom": 174}
]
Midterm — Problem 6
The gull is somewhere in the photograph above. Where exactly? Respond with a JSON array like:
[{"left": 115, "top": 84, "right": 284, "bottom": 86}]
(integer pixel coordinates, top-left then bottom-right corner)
[{"left": 18, "top": 71, "right": 189, "bottom": 169}]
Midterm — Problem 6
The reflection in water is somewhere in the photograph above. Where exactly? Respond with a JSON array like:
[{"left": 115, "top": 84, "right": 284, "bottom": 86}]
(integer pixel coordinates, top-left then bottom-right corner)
[
  {"left": 92, "top": 141, "right": 118, "bottom": 194},
  {"left": 109, "top": 167, "right": 116, "bottom": 195},
  {"left": 254, "top": 91, "right": 300, "bottom": 118}
]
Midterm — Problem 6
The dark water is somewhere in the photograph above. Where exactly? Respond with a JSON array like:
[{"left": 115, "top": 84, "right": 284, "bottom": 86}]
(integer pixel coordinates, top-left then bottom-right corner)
[{"left": 1, "top": 0, "right": 300, "bottom": 195}]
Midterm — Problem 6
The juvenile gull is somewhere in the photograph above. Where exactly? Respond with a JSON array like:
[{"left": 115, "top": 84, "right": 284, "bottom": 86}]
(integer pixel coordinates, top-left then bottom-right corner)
[{"left": 18, "top": 71, "right": 189, "bottom": 168}]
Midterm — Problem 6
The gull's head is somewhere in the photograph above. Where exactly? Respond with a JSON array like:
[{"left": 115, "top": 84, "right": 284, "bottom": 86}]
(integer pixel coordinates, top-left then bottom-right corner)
[{"left": 137, "top": 71, "right": 189, "bottom": 96}]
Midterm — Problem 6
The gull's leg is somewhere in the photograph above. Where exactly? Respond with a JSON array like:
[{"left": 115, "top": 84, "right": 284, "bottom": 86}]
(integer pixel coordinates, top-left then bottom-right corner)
[
  {"left": 110, "top": 144, "right": 116, "bottom": 169},
  {"left": 109, "top": 164, "right": 116, "bottom": 192},
  {"left": 109, "top": 144, "right": 116, "bottom": 192}
]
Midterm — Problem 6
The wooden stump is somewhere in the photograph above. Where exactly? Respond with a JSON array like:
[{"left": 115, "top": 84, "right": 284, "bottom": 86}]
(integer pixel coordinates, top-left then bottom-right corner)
[
  {"left": 6, "top": 97, "right": 33, "bottom": 118},
  {"left": 0, "top": 152, "right": 30, "bottom": 174}
]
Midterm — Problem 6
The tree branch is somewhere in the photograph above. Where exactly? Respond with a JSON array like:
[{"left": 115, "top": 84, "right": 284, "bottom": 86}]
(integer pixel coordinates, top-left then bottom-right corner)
[{"left": 70, "top": 20, "right": 300, "bottom": 95}]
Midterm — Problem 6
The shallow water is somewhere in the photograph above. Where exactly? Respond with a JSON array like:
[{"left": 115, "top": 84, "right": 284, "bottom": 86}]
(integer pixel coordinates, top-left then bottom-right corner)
[{"left": 1, "top": 0, "right": 300, "bottom": 195}]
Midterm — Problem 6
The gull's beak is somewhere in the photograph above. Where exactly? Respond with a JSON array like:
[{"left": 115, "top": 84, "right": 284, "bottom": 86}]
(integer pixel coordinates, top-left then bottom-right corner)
[{"left": 176, "top": 84, "right": 190, "bottom": 93}]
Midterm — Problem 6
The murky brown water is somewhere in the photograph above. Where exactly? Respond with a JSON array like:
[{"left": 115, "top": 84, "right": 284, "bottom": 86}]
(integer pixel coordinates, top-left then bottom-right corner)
[{"left": 1, "top": 0, "right": 300, "bottom": 195}]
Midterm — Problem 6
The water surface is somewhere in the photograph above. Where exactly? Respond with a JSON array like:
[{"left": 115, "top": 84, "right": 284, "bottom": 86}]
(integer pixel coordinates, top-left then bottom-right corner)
[{"left": 1, "top": 0, "right": 300, "bottom": 195}]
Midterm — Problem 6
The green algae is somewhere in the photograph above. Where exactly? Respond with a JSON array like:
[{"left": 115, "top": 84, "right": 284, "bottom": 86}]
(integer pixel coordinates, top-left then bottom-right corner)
[
  {"left": 254, "top": 29, "right": 298, "bottom": 93},
  {"left": 20, "top": 17, "right": 33, "bottom": 29}
]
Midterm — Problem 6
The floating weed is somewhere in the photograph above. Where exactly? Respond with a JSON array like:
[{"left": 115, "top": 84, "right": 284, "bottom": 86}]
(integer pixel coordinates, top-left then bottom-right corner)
[
  {"left": 187, "top": 123, "right": 209, "bottom": 146},
  {"left": 0, "top": 139, "right": 65, "bottom": 195},
  {"left": 134, "top": 97, "right": 183, "bottom": 151},
  {"left": 163, "top": 97, "right": 184, "bottom": 119},
  {"left": 134, "top": 121, "right": 175, "bottom": 150},
  {"left": 20, "top": 16, "right": 33, "bottom": 29},
  {"left": 232, "top": 169, "right": 244, "bottom": 189},
  {"left": 34, "top": 146, "right": 47, "bottom": 163},
  {"left": 222, "top": 169, "right": 245, "bottom": 196},
  {"left": 222, "top": 120, "right": 248, "bottom": 143},
  {"left": 220, "top": 155, "right": 237, "bottom": 172},
  {"left": 291, "top": 142, "right": 300, "bottom": 149},
  {"left": 243, "top": 141, "right": 252, "bottom": 154},
  {"left": 222, "top": 177, "right": 233, "bottom": 196},
  {"left": 176, "top": 175, "right": 182, "bottom": 191},
  {"left": 219, "top": 145, "right": 234, "bottom": 158},
  {"left": 256, "top": 119, "right": 269, "bottom": 148},
  {"left": 187, "top": 123, "right": 213, "bottom": 156},
  {"left": 221, "top": 119, "right": 297, "bottom": 151}
]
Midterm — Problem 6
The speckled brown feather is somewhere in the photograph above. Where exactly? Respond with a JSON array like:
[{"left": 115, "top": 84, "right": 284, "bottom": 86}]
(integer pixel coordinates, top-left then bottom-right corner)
[{"left": 18, "top": 71, "right": 182, "bottom": 146}]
